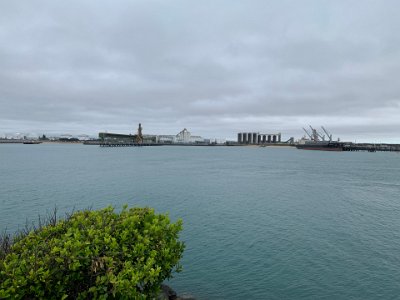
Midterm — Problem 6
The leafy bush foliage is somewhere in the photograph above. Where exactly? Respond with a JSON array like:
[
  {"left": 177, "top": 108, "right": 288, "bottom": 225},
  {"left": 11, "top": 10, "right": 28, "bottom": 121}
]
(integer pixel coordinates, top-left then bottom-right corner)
[{"left": 0, "top": 206, "right": 184, "bottom": 299}]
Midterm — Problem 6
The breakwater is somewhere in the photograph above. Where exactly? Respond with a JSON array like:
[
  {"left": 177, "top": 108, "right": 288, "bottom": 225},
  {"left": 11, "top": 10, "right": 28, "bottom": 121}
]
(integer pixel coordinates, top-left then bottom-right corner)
[
  {"left": 99, "top": 142, "right": 163, "bottom": 147},
  {"left": 97, "top": 142, "right": 400, "bottom": 152},
  {"left": 3, "top": 139, "right": 400, "bottom": 152},
  {"left": 0, "top": 139, "right": 24, "bottom": 143},
  {"left": 343, "top": 143, "right": 400, "bottom": 152}
]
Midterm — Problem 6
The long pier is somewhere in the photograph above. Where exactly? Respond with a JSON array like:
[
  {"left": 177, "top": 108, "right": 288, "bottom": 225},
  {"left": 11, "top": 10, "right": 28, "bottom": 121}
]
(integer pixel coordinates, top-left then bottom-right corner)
[
  {"left": 97, "top": 141, "right": 400, "bottom": 151},
  {"left": 0, "top": 139, "right": 24, "bottom": 143},
  {"left": 99, "top": 143, "right": 163, "bottom": 147},
  {"left": 342, "top": 143, "right": 400, "bottom": 152}
]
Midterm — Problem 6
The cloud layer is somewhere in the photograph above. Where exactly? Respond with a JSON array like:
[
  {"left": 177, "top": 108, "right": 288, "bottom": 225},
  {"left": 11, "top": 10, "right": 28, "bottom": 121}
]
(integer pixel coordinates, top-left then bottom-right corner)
[{"left": 1, "top": 0, "right": 400, "bottom": 142}]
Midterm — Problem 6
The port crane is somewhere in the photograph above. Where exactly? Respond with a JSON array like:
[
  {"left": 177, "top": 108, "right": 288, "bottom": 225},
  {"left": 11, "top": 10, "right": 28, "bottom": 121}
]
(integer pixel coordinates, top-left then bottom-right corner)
[
  {"left": 303, "top": 126, "right": 334, "bottom": 142},
  {"left": 310, "top": 125, "right": 326, "bottom": 141},
  {"left": 303, "top": 126, "right": 323, "bottom": 141},
  {"left": 302, "top": 127, "right": 313, "bottom": 140},
  {"left": 321, "top": 126, "right": 333, "bottom": 142}
]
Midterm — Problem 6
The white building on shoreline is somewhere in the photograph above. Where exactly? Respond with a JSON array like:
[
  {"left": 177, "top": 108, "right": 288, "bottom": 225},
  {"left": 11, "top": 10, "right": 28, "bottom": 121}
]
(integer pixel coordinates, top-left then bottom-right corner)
[{"left": 175, "top": 128, "right": 205, "bottom": 144}]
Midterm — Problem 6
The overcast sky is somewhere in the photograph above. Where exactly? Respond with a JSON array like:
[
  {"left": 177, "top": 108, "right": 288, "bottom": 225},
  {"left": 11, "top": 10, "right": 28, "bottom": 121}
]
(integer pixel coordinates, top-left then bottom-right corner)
[{"left": 1, "top": 0, "right": 400, "bottom": 142}]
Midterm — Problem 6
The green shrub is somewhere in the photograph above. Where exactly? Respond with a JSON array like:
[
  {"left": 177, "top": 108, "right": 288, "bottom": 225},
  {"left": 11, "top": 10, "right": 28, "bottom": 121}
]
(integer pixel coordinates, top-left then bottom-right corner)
[{"left": 0, "top": 206, "right": 184, "bottom": 299}]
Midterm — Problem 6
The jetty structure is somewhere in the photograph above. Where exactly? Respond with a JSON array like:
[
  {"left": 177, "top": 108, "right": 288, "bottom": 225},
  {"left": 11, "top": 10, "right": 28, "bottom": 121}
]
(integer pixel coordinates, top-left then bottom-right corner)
[
  {"left": 92, "top": 123, "right": 400, "bottom": 151},
  {"left": 295, "top": 126, "right": 400, "bottom": 152},
  {"left": 98, "top": 124, "right": 208, "bottom": 147},
  {"left": 0, "top": 139, "right": 25, "bottom": 144},
  {"left": 98, "top": 123, "right": 157, "bottom": 147},
  {"left": 296, "top": 126, "right": 344, "bottom": 151}
]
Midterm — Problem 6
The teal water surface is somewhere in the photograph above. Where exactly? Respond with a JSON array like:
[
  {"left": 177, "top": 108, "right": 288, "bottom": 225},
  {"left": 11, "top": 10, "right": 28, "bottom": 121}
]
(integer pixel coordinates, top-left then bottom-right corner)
[{"left": 1, "top": 144, "right": 400, "bottom": 299}]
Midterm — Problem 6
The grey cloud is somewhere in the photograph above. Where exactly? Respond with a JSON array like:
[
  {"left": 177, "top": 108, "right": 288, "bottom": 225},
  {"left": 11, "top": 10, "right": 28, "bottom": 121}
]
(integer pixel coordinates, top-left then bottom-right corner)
[{"left": 1, "top": 0, "right": 400, "bottom": 142}]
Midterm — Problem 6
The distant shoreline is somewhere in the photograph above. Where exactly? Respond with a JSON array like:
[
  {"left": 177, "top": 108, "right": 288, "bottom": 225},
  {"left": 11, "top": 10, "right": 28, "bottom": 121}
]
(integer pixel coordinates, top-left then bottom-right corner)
[
  {"left": 2, "top": 140, "right": 400, "bottom": 152},
  {"left": 0, "top": 139, "right": 83, "bottom": 144}
]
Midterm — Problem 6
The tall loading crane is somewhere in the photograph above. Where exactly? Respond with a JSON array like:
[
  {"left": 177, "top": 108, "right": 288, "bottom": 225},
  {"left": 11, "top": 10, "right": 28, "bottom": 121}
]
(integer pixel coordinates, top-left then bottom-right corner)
[
  {"left": 310, "top": 125, "right": 325, "bottom": 141},
  {"left": 303, "top": 127, "right": 313, "bottom": 140},
  {"left": 321, "top": 126, "right": 333, "bottom": 142},
  {"left": 303, "top": 126, "right": 323, "bottom": 141},
  {"left": 303, "top": 126, "right": 333, "bottom": 142}
]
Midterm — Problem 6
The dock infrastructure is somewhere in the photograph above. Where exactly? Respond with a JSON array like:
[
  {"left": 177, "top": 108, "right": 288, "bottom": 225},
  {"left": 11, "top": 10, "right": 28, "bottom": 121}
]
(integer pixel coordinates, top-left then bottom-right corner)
[
  {"left": 0, "top": 139, "right": 24, "bottom": 143},
  {"left": 342, "top": 143, "right": 400, "bottom": 152},
  {"left": 99, "top": 142, "right": 162, "bottom": 147}
]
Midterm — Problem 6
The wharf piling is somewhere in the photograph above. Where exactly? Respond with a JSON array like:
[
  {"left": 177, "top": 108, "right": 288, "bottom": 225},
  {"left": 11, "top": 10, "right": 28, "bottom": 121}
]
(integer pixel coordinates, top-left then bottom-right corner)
[
  {"left": 99, "top": 143, "right": 161, "bottom": 147},
  {"left": 342, "top": 143, "right": 400, "bottom": 152}
]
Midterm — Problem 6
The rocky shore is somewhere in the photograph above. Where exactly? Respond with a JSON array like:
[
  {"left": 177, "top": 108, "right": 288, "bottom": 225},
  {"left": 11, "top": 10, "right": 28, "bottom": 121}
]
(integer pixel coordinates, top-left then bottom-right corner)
[{"left": 159, "top": 285, "right": 195, "bottom": 300}]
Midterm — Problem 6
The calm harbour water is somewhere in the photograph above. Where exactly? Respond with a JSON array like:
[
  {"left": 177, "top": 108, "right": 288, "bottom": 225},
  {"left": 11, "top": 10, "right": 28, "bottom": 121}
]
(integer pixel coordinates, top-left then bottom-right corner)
[{"left": 1, "top": 144, "right": 400, "bottom": 299}]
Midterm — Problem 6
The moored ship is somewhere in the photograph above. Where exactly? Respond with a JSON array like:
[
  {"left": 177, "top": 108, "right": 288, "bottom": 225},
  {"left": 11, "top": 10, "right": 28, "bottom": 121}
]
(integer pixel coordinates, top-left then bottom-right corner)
[
  {"left": 296, "top": 140, "right": 344, "bottom": 151},
  {"left": 296, "top": 126, "right": 344, "bottom": 151}
]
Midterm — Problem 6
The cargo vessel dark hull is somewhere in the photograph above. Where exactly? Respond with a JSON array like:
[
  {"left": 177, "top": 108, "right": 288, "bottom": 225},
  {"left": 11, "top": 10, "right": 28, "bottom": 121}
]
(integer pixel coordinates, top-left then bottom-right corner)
[{"left": 296, "top": 142, "right": 344, "bottom": 151}]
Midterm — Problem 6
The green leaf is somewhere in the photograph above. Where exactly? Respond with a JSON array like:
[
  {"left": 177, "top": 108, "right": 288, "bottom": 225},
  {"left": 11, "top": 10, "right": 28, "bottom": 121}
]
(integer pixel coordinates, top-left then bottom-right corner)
[{"left": 0, "top": 206, "right": 184, "bottom": 299}]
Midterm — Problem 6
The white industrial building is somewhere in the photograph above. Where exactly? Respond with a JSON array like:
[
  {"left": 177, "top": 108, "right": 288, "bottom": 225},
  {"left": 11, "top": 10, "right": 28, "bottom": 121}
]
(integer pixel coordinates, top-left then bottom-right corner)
[
  {"left": 156, "top": 129, "right": 205, "bottom": 144},
  {"left": 175, "top": 128, "right": 205, "bottom": 144},
  {"left": 175, "top": 128, "right": 191, "bottom": 143}
]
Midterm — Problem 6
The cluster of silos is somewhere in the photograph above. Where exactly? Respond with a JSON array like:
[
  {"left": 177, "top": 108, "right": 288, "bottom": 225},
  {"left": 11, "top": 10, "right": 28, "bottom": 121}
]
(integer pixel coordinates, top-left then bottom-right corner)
[{"left": 237, "top": 132, "right": 281, "bottom": 144}]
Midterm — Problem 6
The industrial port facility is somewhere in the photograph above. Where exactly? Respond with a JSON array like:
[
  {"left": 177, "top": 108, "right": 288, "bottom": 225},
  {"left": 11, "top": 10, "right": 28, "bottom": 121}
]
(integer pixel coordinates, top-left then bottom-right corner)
[
  {"left": 98, "top": 124, "right": 216, "bottom": 147},
  {"left": 2, "top": 123, "right": 399, "bottom": 152},
  {"left": 94, "top": 123, "right": 400, "bottom": 152},
  {"left": 237, "top": 132, "right": 295, "bottom": 145},
  {"left": 97, "top": 123, "right": 295, "bottom": 147}
]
